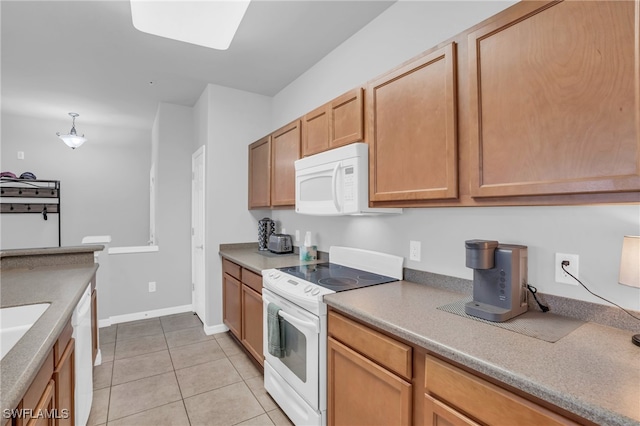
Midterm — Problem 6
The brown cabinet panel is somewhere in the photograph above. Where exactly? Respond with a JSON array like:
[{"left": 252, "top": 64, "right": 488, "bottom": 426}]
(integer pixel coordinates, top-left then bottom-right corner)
[
  {"left": 330, "top": 88, "right": 364, "bottom": 149},
  {"left": 328, "top": 337, "right": 412, "bottom": 426},
  {"left": 248, "top": 136, "right": 272, "bottom": 209},
  {"left": 53, "top": 338, "right": 75, "bottom": 426},
  {"left": 242, "top": 268, "right": 262, "bottom": 294},
  {"left": 271, "top": 120, "right": 301, "bottom": 206},
  {"left": 468, "top": 0, "right": 640, "bottom": 197},
  {"left": 25, "top": 380, "right": 55, "bottom": 426},
  {"left": 222, "top": 272, "right": 242, "bottom": 339},
  {"left": 328, "top": 311, "right": 412, "bottom": 380},
  {"left": 241, "top": 285, "right": 263, "bottom": 366},
  {"left": 302, "top": 105, "right": 330, "bottom": 157},
  {"left": 22, "top": 351, "right": 54, "bottom": 416},
  {"left": 222, "top": 258, "right": 242, "bottom": 281},
  {"left": 425, "top": 355, "right": 578, "bottom": 426},
  {"left": 368, "top": 43, "right": 458, "bottom": 202},
  {"left": 424, "top": 393, "right": 480, "bottom": 426}
]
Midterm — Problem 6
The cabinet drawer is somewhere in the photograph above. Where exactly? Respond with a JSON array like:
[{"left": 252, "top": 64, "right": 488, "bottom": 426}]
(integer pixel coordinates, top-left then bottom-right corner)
[
  {"left": 242, "top": 268, "right": 262, "bottom": 294},
  {"left": 222, "top": 258, "right": 241, "bottom": 280},
  {"left": 425, "top": 355, "right": 578, "bottom": 426},
  {"left": 328, "top": 311, "right": 411, "bottom": 380}
]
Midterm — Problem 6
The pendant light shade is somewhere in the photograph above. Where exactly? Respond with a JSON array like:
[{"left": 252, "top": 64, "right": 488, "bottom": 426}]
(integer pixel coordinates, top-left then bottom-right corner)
[{"left": 57, "top": 112, "right": 87, "bottom": 149}]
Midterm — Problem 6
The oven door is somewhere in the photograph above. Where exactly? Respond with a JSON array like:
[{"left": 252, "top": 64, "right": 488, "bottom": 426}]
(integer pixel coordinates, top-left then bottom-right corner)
[{"left": 262, "top": 288, "right": 320, "bottom": 410}]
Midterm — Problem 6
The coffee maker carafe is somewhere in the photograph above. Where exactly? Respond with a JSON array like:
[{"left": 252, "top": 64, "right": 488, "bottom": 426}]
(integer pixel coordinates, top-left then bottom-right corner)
[{"left": 464, "top": 239, "right": 528, "bottom": 322}]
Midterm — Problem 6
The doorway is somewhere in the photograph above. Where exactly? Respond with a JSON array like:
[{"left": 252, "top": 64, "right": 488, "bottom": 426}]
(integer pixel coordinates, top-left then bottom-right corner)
[{"left": 191, "top": 146, "right": 206, "bottom": 323}]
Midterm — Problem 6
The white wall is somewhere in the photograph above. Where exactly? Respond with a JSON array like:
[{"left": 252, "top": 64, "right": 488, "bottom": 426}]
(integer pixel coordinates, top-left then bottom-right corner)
[
  {"left": 268, "top": 1, "right": 640, "bottom": 311},
  {"left": 0, "top": 113, "right": 150, "bottom": 247},
  {"left": 272, "top": 0, "right": 518, "bottom": 128},
  {"left": 194, "top": 84, "right": 272, "bottom": 328}
]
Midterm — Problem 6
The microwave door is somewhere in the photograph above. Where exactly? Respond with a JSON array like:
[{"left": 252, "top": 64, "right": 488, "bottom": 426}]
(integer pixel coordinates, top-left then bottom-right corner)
[{"left": 296, "top": 163, "right": 343, "bottom": 215}]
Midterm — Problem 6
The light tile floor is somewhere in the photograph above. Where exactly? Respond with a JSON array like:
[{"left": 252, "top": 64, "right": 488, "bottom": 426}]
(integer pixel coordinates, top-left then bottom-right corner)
[{"left": 89, "top": 312, "right": 294, "bottom": 426}]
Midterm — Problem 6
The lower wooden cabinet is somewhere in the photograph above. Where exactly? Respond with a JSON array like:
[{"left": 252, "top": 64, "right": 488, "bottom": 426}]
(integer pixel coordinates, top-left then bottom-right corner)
[
  {"left": 423, "top": 355, "right": 579, "bottom": 426},
  {"left": 328, "top": 310, "right": 412, "bottom": 426},
  {"left": 221, "top": 257, "right": 264, "bottom": 366},
  {"left": 25, "top": 380, "right": 55, "bottom": 426},
  {"left": 222, "top": 272, "right": 242, "bottom": 339},
  {"left": 328, "top": 337, "right": 412, "bottom": 426},
  {"left": 241, "top": 284, "right": 263, "bottom": 365},
  {"left": 424, "top": 393, "right": 479, "bottom": 426},
  {"left": 12, "top": 319, "right": 76, "bottom": 426},
  {"left": 328, "top": 308, "right": 586, "bottom": 426}
]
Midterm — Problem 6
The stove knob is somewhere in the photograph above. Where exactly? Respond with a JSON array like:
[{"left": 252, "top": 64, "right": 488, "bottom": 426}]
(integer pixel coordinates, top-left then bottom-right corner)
[
  {"left": 304, "top": 285, "right": 312, "bottom": 293},
  {"left": 311, "top": 288, "right": 320, "bottom": 296}
]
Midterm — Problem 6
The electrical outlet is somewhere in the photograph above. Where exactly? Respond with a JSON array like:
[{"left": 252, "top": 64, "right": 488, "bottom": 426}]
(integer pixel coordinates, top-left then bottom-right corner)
[
  {"left": 295, "top": 230, "right": 300, "bottom": 243},
  {"left": 555, "top": 253, "right": 579, "bottom": 285},
  {"left": 410, "top": 240, "right": 421, "bottom": 261},
  {"left": 149, "top": 281, "right": 156, "bottom": 292},
  {"left": 17, "top": 151, "right": 24, "bottom": 160}
]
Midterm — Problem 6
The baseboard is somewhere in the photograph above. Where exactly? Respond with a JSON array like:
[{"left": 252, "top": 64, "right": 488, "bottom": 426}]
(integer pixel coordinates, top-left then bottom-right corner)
[
  {"left": 203, "top": 323, "right": 229, "bottom": 336},
  {"left": 98, "top": 318, "right": 112, "bottom": 328},
  {"left": 104, "top": 304, "right": 193, "bottom": 326}
]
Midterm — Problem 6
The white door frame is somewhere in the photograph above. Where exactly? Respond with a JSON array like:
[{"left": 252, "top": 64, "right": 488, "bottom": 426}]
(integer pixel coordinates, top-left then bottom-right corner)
[{"left": 191, "top": 146, "right": 206, "bottom": 323}]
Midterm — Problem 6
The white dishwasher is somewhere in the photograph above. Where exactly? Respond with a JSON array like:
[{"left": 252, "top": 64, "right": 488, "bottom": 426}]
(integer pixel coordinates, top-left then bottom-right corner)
[{"left": 72, "top": 284, "right": 93, "bottom": 426}]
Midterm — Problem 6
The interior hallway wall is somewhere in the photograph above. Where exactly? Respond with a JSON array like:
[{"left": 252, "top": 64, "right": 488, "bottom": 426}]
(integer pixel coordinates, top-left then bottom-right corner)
[{"left": 194, "top": 84, "right": 272, "bottom": 329}]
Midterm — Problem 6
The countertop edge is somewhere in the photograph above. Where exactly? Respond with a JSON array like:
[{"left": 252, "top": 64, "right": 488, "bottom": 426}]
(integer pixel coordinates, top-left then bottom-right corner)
[
  {"left": 324, "top": 289, "right": 638, "bottom": 426},
  {"left": 0, "top": 264, "right": 99, "bottom": 414}
]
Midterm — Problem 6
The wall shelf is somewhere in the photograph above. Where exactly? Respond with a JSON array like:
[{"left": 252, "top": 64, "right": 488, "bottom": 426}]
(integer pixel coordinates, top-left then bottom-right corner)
[{"left": 0, "top": 178, "right": 61, "bottom": 247}]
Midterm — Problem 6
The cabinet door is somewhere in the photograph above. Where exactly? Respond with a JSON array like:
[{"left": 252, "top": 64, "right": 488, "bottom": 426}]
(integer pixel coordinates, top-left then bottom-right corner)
[
  {"left": 328, "top": 337, "right": 411, "bottom": 426},
  {"left": 223, "top": 272, "right": 242, "bottom": 339},
  {"left": 302, "top": 105, "right": 329, "bottom": 157},
  {"left": 424, "top": 393, "right": 479, "bottom": 426},
  {"left": 25, "top": 380, "right": 55, "bottom": 426},
  {"left": 368, "top": 42, "right": 458, "bottom": 202},
  {"left": 241, "top": 284, "right": 263, "bottom": 365},
  {"left": 271, "top": 120, "right": 301, "bottom": 206},
  {"left": 53, "top": 338, "right": 75, "bottom": 426},
  {"left": 468, "top": 0, "right": 640, "bottom": 197},
  {"left": 330, "top": 88, "right": 364, "bottom": 149},
  {"left": 248, "top": 136, "right": 271, "bottom": 209}
]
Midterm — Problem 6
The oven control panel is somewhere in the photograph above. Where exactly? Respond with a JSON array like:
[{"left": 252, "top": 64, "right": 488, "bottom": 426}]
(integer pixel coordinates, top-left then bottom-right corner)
[{"left": 262, "top": 269, "right": 334, "bottom": 315}]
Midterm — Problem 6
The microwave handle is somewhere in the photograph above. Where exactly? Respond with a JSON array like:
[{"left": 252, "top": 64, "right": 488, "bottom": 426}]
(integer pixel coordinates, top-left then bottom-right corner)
[{"left": 331, "top": 162, "right": 341, "bottom": 213}]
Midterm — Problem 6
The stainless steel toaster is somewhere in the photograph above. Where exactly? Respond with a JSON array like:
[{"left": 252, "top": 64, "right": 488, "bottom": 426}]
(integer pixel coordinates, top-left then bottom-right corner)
[{"left": 268, "top": 234, "right": 293, "bottom": 254}]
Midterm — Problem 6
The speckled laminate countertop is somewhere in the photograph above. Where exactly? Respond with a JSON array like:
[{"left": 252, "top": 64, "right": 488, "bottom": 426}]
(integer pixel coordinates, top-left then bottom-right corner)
[
  {"left": 219, "top": 243, "right": 326, "bottom": 274},
  {"left": 324, "top": 281, "right": 640, "bottom": 426},
  {"left": 0, "top": 254, "right": 99, "bottom": 414}
]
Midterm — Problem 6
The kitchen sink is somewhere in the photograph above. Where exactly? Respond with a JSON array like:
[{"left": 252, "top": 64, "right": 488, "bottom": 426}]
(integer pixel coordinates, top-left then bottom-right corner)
[{"left": 0, "top": 303, "right": 50, "bottom": 360}]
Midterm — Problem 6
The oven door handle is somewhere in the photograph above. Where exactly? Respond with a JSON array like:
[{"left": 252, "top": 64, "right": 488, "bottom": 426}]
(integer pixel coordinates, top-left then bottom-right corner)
[{"left": 278, "top": 310, "right": 319, "bottom": 334}]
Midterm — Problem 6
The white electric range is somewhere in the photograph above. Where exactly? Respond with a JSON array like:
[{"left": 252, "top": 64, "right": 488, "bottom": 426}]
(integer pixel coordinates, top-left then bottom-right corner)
[{"left": 262, "top": 246, "right": 404, "bottom": 426}]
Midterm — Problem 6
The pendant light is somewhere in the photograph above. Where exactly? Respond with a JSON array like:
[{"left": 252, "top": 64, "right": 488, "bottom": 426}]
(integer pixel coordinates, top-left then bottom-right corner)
[{"left": 57, "top": 112, "right": 87, "bottom": 149}]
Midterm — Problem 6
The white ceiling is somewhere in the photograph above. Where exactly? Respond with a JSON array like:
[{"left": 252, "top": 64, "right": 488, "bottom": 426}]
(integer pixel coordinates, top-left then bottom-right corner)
[{"left": 1, "top": 0, "right": 395, "bottom": 130}]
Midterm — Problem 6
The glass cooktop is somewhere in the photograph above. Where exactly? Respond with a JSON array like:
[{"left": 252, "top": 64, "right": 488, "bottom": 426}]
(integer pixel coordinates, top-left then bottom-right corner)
[{"left": 277, "top": 263, "right": 398, "bottom": 292}]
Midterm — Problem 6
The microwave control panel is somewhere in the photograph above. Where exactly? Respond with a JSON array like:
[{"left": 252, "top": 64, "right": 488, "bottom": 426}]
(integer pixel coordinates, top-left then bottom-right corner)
[{"left": 343, "top": 166, "right": 355, "bottom": 203}]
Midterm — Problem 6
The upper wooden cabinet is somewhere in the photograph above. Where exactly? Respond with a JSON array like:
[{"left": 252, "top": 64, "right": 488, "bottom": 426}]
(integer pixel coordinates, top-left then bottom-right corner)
[
  {"left": 368, "top": 43, "right": 458, "bottom": 203},
  {"left": 248, "top": 136, "right": 271, "bottom": 209},
  {"left": 271, "top": 120, "right": 301, "bottom": 206},
  {"left": 302, "top": 88, "right": 365, "bottom": 157},
  {"left": 468, "top": 0, "right": 640, "bottom": 198}
]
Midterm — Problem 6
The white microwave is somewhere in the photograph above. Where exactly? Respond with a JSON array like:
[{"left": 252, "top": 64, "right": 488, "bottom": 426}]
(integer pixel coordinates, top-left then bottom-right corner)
[{"left": 294, "top": 143, "right": 402, "bottom": 216}]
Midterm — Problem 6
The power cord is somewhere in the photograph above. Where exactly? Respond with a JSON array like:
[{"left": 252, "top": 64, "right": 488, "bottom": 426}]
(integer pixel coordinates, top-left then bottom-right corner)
[
  {"left": 526, "top": 284, "right": 549, "bottom": 312},
  {"left": 561, "top": 261, "right": 640, "bottom": 322}
]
